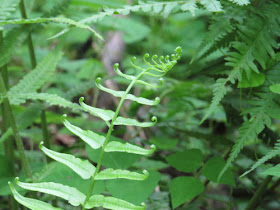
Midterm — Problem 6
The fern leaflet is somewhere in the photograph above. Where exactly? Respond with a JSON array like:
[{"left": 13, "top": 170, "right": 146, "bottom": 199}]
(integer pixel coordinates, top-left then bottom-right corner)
[
  {"left": 218, "top": 113, "right": 271, "bottom": 180},
  {"left": 8, "top": 47, "right": 63, "bottom": 104},
  {"left": 0, "top": 27, "right": 27, "bottom": 68},
  {"left": 240, "top": 140, "right": 280, "bottom": 177},
  {"left": 0, "top": 0, "right": 20, "bottom": 22}
]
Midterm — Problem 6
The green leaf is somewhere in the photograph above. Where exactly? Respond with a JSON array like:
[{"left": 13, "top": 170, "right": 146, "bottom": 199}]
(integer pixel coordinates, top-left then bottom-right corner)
[
  {"left": 169, "top": 176, "right": 204, "bottom": 209},
  {"left": 95, "top": 169, "right": 149, "bottom": 181},
  {"left": 9, "top": 182, "right": 62, "bottom": 210},
  {"left": 166, "top": 149, "right": 203, "bottom": 172},
  {"left": 62, "top": 115, "right": 105, "bottom": 149},
  {"left": 96, "top": 77, "right": 160, "bottom": 105},
  {"left": 15, "top": 178, "right": 86, "bottom": 206},
  {"left": 149, "top": 136, "right": 178, "bottom": 150},
  {"left": 79, "top": 97, "right": 115, "bottom": 122},
  {"left": 0, "top": 17, "right": 103, "bottom": 41},
  {"left": 238, "top": 71, "right": 265, "bottom": 88},
  {"left": 40, "top": 143, "right": 95, "bottom": 179},
  {"left": 202, "top": 156, "right": 235, "bottom": 186},
  {"left": 8, "top": 47, "right": 63, "bottom": 104},
  {"left": 85, "top": 194, "right": 145, "bottom": 210},
  {"left": 262, "top": 164, "right": 280, "bottom": 177},
  {"left": 105, "top": 141, "right": 156, "bottom": 155},
  {"left": 114, "top": 116, "right": 157, "bottom": 127},
  {"left": 269, "top": 84, "right": 280, "bottom": 94},
  {"left": 106, "top": 170, "right": 161, "bottom": 205}
]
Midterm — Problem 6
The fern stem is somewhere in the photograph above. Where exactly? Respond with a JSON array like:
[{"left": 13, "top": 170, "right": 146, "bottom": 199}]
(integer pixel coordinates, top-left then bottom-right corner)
[
  {"left": 19, "top": 0, "right": 51, "bottom": 152},
  {"left": 0, "top": 74, "right": 33, "bottom": 180},
  {"left": 0, "top": 31, "right": 18, "bottom": 210},
  {"left": 245, "top": 176, "right": 272, "bottom": 210},
  {"left": 82, "top": 69, "right": 146, "bottom": 209}
]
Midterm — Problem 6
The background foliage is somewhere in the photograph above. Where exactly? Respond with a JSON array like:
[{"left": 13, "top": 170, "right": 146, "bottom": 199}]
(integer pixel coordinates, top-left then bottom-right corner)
[{"left": 1, "top": 0, "right": 280, "bottom": 209}]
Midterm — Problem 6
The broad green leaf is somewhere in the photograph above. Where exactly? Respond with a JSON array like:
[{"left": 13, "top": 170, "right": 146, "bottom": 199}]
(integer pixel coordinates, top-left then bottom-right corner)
[
  {"left": 202, "top": 156, "right": 235, "bottom": 186},
  {"left": 114, "top": 116, "right": 157, "bottom": 127},
  {"left": 169, "top": 176, "right": 204, "bottom": 209},
  {"left": 9, "top": 182, "right": 61, "bottom": 210},
  {"left": 15, "top": 178, "right": 86, "bottom": 206},
  {"left": 107, "top": 170, "right": 161, "bottom": 205},
  {"left": 262, "top": 164, "right": 280, "bottom": 177},
  {"left": 105, "top": 141, "right": 156, "bottom": 155},
  {"left": 95, "top": 169, "right": 149, "bottom": 181},
  {"left": 149, "top": 136, "right": 178, "bottom": 150},
  {"left": 96, "top": 77, "right": 160, "bottom": 105},
  {"left": 0, "top": 17, "right": 103, "bottom": 41},
  {"left": 238, "top": 71, "right": 265, "bottom": 88},
  {"left": 85, "top": 194, "right": 145, "bottom": 210},
  {"left": 79, "top": 97, "right": 115, "bottom": 122},
  {"left": 40, "top": 143, "right": 95, "bottom": 179},
  {"left": 41, "top": 163, "right": 105, "bottom": 195},
  {"left": 166, "top": 149, "right": 203, "bottom": 172},
  {"left": 62, "top": 115, "right": 105, "bottom": 149},
  {"left": 86, "top": 136, "right": 141, "bottom": 169},
  {"left": 269, "top": 84, "right": 280, "bottom": 94},
  {"left": 132, "top": 159, "right": 169, "bottom": 170}
]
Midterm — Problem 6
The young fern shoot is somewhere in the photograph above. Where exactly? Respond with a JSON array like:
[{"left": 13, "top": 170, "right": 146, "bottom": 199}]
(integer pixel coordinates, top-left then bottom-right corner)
[{"left": 8, "top": 47, "right": 182, "bottom": 210}]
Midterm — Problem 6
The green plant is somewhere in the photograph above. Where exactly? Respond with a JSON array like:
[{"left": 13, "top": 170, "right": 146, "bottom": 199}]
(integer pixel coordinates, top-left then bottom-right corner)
[{"left": 8, "top": 47, "right": 182, "bottom": 209}]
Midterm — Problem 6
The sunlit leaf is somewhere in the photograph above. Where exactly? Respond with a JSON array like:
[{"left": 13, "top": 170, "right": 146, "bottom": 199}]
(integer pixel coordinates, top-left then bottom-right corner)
[
  {"left": 40, "top": 142, "right": 95, "bottom": 179},
  {"left": 85, "top": 194, "right": 145, "bottom": 209},
  {"left": 9, "top": 182, "right": 62, "bottom": 210},
  {"left": 62, "top": 115, "right": 105, "bottom": 149},
  {"left": 95, "top": 169, "right": 149, "bottom": 181},
  {"left": 105, "top": 141, "right": 156, "bottom": 155},
  {"left": 114, "top": 116, "right": 157, "bottom": 127},
  {"left": 15, "top": 178, "right": 86, "bottom": 206}
]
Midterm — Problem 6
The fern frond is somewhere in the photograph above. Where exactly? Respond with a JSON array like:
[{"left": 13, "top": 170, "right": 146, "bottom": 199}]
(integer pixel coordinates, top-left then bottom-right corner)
[
  {"left": 227, "top": 0, "right": 250, "bottom": 6},
  {"left": 225, "top": 15, "right": 279, "bottom": 81},
  {"left": 8, "top": 47, "right": 63, "bottom": 99},
  {"left": 0, "top": 0, "right": 20, "bottom": 21},
  {"left": 8, "top": 93, "right": 81, "bottom": 111},
  {"left": 192, "top": 15, "right": 235, "bottom": 62},
  {"left": 218, "top": 113, "right": 270, "bottom": 180},
  {"left": 240, "top": 140, "right": 280, "bottom": 177},
  {"left": 0, "top": 27, "right": 27, "bottom": 68},
  {"left": 80, "top": 1, "right": 216, "bottom": 24},
  {"left": 0, "top": 17, "right": 103, "bottom": 41},
  {"left": 200, "top": 78, "right": 228, "bottom": 123}
]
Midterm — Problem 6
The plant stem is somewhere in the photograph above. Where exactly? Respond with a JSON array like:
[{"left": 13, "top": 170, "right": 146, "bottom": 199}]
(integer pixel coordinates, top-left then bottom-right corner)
[
  {"left": 0, "top": 74, "right": 33, "bottom": 180},
  {"left": 0, "top": 31, "right": 18, "bottom": 210},
  {"left": 245, "top": 175, "right": 272, "bottom": 210},
  {"left": 19, "top": 0, "right": 51, "bottom": 151},
  {"left": 82, "top": 70, "right": 146, "bottom": 209}
]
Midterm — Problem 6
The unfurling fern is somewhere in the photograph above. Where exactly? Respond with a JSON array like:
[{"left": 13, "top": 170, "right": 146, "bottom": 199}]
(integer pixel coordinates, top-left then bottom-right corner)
[{"left": 8, "top": 47, "right": 182, "bottom": 209}]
